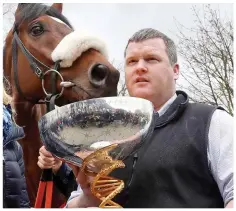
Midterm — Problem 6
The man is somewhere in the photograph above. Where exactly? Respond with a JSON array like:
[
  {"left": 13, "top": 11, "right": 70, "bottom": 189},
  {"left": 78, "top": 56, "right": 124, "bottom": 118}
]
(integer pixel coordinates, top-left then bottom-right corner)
[{"left": 38, "top": 28, "right": 233, "bottom": 208}]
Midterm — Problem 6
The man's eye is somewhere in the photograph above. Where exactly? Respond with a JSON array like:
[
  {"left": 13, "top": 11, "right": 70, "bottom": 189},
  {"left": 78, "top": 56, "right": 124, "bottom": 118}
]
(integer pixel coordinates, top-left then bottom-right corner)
[
  {"left": 128, "top": 60, "right": 137, "bottom": 65},
  {"left": 147, "top": 58, "right": 158, "bottom": 62}
]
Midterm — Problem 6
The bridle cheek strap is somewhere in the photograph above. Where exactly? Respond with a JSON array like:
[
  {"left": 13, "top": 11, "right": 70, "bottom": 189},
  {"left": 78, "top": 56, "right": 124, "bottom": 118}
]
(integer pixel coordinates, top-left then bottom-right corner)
[{"left": 12, "top": 32, "right": 63, "bottom": 104}]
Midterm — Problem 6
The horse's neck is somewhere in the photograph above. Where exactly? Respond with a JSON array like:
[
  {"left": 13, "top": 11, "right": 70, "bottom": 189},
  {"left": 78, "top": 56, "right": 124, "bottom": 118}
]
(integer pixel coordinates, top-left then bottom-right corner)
[
  {"left": 14, "top": 102, "right": 46, "bottom": 125},
  {"left": 13, "top": 99, "right": 47, "bottom": 144},
  {"left": 12, "top": 98, "right": 48, "bottom": 205}
]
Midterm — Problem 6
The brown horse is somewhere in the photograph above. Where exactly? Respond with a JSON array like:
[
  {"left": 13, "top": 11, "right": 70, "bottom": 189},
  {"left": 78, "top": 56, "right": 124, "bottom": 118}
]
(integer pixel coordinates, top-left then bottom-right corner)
[{"left": 3, "top": 3, "right": 120, "bottom": 207}]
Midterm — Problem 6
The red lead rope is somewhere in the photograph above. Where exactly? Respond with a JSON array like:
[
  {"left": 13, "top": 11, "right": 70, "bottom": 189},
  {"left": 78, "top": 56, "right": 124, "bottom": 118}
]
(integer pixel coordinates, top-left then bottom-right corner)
[
  {"left": 34, "top": 181, "right": 53, "bottom": 208},
  {"left": 34, "top": 169, "right": 53, "bottom": 208}
]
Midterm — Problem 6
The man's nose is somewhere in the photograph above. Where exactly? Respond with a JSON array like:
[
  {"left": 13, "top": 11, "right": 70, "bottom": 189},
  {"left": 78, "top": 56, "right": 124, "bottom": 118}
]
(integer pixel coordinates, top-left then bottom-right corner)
[{"left": 135, "top": 59, "right": 148, "bottom": 74}]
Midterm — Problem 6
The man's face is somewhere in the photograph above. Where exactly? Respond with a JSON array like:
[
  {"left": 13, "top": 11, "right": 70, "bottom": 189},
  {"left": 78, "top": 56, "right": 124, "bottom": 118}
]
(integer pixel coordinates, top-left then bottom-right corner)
[{"left": 125, "top": 38, "right": 179, "bottom": 108}]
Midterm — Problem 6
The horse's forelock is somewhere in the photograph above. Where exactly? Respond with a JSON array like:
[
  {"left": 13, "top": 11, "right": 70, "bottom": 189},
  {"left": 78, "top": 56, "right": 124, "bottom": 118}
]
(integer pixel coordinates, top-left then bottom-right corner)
[
  {"left": 14, "top": 3, "right": 73, "bottom": 31},
  {"left": 15, "top": 4, "right": 48, "bottom": 29}
]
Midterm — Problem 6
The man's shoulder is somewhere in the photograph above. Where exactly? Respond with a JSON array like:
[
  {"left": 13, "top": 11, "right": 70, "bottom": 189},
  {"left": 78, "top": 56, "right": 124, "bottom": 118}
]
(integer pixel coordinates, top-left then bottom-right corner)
[
  {"left": 211, "top": 108, "right": 233, "bottom": 123},
  {"left": 190, "top": 102, "right": 231, "bottom": 115},
  {"left": 189, "top": 102, "right": 217, "bottom": 109},
  {"left": 188, "top": 102, "right": 232, "bottom": 124},
  {"left": 187, "top": 102, "right": 217, "bottom": 115}
]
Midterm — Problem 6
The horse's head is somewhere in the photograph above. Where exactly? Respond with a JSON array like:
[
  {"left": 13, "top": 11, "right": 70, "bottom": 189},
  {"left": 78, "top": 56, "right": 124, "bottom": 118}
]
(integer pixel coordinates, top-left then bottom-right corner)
[{"left": 4, "top": 3, "right": 120, "bottom": 106}]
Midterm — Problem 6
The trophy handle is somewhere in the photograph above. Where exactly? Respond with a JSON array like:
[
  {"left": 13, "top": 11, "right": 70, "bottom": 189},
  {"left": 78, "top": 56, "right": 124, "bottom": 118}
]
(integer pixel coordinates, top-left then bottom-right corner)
[{"left": 81, "top": 144, "right": 125, "bottom": 208}]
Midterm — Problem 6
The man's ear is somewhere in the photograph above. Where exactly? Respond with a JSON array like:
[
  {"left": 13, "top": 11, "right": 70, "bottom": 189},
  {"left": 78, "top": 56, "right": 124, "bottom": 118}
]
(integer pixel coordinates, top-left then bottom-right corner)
[{"left": 173, "top": 63, "right": 179, "bottom": 81}]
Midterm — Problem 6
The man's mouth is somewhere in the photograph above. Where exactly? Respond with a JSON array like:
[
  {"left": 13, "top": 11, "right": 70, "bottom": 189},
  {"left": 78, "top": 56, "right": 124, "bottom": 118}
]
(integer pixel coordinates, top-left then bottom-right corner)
[{"left": 135, "top": 77, "right": 149, "bottom": 83}]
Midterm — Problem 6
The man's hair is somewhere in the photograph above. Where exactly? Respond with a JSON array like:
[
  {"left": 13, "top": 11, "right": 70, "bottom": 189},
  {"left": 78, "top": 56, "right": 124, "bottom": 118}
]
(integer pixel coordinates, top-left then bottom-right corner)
[{"left": 124, "top": 28, "right": 177, "bottom": 66}]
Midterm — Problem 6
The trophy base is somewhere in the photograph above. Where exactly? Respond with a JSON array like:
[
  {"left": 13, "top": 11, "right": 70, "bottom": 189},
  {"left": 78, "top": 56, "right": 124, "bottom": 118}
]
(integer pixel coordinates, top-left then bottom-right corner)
[{"left": 81, "top": 144, "right": 125, "bottom": 208}]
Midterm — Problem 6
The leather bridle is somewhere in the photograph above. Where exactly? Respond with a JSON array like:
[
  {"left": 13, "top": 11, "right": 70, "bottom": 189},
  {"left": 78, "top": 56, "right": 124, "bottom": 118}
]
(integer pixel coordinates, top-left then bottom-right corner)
[{"left": 12, "top": 27, "right": 67, "bottom": 110}]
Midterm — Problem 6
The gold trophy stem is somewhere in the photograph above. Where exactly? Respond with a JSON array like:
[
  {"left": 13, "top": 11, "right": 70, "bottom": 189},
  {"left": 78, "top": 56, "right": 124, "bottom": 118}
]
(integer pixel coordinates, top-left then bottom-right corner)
[{"left": 81, "top": 144, "right": 125, "bottom": 208}]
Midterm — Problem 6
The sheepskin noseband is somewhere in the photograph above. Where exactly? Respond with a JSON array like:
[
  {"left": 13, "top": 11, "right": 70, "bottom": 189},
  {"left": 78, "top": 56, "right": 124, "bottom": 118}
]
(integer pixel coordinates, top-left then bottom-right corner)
[{"left": 51, "top": 30, "right": 108, "bottom": 68}]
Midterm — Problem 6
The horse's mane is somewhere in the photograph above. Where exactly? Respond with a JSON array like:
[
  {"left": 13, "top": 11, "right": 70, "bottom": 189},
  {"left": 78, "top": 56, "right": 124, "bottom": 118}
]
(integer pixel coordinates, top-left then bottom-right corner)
[{"left": 14, "top": 3, "right": 73, "bottom": 30}]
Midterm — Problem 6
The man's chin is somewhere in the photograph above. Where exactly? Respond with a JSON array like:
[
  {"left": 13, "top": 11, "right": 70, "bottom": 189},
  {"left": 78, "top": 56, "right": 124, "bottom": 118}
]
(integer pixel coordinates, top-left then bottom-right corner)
[{"left": 131, "top": 89, "right": 152, "bottom": 100}]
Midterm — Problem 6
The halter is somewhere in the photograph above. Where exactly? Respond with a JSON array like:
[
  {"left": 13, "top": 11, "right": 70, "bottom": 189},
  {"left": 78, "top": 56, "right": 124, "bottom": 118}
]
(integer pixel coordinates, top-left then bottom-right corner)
[{"left": 12, "top": 26, "right": 73, "bottom": 110}]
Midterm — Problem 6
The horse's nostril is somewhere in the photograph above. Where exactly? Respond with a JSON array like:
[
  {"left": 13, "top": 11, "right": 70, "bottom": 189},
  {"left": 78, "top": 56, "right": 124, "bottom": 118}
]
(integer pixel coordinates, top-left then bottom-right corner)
[
  {"left": 92, "top": 64, "right": 108, "bottom": 81},
  {"left": 89, "top": 64, "right": 109, "bottom": 87}
]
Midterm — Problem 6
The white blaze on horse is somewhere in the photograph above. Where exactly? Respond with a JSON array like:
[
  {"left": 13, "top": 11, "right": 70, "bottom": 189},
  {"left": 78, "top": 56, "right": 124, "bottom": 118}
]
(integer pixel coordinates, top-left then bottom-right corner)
[{"left": 3, "top": 3, "right": 120, "bottom": 207}]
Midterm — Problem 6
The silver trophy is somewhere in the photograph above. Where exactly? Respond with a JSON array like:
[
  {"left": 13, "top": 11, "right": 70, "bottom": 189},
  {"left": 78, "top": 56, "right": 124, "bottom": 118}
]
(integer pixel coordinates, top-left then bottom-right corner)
[{"left": 38, "top": 97, "right": 154, "bottom": 208}]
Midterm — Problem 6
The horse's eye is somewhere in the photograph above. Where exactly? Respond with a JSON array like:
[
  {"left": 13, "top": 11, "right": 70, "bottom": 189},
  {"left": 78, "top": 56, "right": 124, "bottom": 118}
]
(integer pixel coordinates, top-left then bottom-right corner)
[{"left": 30, "top": 25, "right": 44, "bottom": 36}]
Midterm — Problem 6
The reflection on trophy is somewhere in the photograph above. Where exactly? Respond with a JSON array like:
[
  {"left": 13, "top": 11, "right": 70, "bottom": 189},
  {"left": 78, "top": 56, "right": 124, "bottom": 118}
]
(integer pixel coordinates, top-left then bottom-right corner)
[{"left": 38, "top": 97, "right": 154, "bottom": 208}]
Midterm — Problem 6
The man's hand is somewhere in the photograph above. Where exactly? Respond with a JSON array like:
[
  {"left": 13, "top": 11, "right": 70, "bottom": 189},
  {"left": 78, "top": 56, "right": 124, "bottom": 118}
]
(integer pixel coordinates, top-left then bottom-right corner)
[
  {"left": 37, "top": 146, "right": 62, "bottom": 174},
  {"left": 225, "top": 200, "right": 233, "bottom": 208},
  {"left": 67, "top": 165, "right": 100, "bottom": 208}
]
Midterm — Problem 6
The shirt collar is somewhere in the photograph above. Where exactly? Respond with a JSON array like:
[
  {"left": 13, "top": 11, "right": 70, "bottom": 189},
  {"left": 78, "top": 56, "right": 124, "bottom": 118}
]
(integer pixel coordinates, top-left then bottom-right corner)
[{"left": 156, "top": 94, "right": 177, "bottom": 117}]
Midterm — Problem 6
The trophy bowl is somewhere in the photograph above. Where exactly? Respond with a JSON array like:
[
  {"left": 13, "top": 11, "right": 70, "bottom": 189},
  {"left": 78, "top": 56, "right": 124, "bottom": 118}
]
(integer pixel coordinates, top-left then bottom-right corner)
[{"left": 38, "top": 97, "right": 154, "bottom": 208}]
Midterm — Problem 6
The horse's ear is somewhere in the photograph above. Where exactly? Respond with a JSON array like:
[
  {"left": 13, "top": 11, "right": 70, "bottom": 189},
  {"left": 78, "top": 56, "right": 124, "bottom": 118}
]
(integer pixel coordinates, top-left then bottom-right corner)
[{"left": 51, "top": 3, "right": 63, "bottom": 13}]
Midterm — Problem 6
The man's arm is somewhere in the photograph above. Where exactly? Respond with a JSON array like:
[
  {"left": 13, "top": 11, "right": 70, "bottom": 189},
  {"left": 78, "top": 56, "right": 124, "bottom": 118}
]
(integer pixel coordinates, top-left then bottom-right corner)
[
  {"left": 208, "top": 109, "right": 233, "bottom": 208},
  {"left": 38, "top": 146, "right": 77, "bottom": 198},
  {"left": 53, "top": 162, "right": 78, "bottom": 198}
]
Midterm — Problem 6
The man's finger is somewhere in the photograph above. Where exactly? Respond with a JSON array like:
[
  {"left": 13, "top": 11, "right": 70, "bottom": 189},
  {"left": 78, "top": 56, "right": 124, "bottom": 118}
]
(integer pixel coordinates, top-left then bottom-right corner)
[
  {"left": 37, "top": 160, "right": 52, "bottom": 169},
  {"left": 39, "top": 146, "right": 53, "bottom": 157},
  {"left": 38, "top": 155, "right": 54, "bottom": 166}
]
